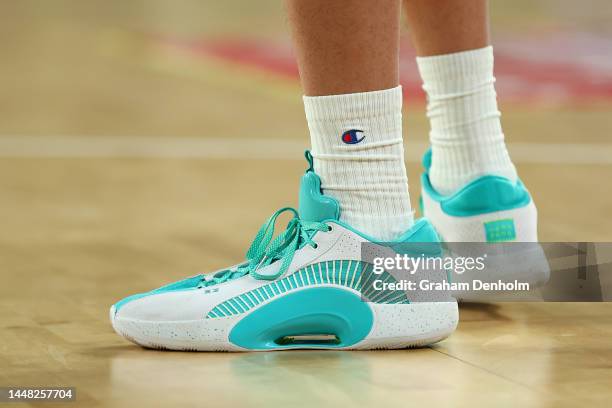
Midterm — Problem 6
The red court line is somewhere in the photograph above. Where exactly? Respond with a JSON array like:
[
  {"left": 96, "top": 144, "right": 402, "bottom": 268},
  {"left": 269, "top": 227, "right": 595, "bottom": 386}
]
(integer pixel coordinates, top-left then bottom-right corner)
[{"left": 160, "top": 34, "right": 612, "bottom": 105}]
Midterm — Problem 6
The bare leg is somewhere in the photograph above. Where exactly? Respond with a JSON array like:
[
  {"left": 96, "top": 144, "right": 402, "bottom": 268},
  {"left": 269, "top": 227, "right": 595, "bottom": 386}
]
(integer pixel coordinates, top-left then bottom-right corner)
[
  {"left": 285, "top": 0, "right": 401, "bottom": 96},
  {"left": 403, "top": 0, "right": 489, "bottom": 56},
  {"left": 284, "top": 0, "right": 413, "bottom": 240}
]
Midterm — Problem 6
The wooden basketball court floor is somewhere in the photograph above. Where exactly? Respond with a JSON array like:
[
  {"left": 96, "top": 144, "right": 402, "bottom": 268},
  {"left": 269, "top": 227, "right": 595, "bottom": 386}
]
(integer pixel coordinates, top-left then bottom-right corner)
[{"left": 1, "top": 1, "right": 612, "bottom": 407}]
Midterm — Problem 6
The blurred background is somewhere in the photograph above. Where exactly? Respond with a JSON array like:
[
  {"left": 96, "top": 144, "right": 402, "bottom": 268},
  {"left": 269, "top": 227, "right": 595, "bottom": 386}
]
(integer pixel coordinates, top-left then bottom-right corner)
[
  {"left": 1, "top": 0, "right": 611, "bottom": 135},
  {"left": 1, "top": 0, "right": 612, "bottom": 278},
  {"left": 1, "top": 1, "right": 612, "bottom": 406}
]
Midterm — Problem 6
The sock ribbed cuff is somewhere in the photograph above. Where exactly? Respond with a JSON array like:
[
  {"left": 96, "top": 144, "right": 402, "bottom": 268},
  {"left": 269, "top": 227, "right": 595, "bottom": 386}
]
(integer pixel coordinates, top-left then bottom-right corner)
[
  {"left": 416, "top": 46, "right": 494, "bottom": 94},
  {"left": 304, "top": 86, "right": 403, "bottom": 159},
  {"left": 303, "top": 86, "right": 402, "bottom": 122}
]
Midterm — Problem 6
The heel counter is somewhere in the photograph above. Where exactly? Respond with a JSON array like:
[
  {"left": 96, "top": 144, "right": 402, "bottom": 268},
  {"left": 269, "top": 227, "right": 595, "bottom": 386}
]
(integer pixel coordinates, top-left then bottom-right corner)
[
  {"left": 407, "top": 218, "right": 440, "bottom": 243},
  {"left": 390, "top": 219, "right": 442, "bottom": 258},
  {"left": 440, "top": 176, "right": 531, "bottom": 217}
]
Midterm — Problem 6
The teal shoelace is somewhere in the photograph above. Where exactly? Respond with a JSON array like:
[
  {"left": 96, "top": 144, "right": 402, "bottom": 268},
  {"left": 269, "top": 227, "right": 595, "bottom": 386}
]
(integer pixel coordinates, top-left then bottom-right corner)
[{"left": 199, "top": 207, "right": 330, "bottom": 287}]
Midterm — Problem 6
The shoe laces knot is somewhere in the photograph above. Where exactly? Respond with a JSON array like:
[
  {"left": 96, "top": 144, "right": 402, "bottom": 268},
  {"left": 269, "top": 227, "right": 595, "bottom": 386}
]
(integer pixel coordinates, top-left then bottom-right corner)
[{"left": 199, "top": 207, "right": 329, "bottom": 287}]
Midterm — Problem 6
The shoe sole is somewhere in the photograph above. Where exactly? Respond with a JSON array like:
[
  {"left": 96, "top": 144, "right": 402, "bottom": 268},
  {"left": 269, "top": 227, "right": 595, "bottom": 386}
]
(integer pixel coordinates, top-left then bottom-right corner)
[{"left": 110, "top": 301, "right": 458, "bottom": 352}]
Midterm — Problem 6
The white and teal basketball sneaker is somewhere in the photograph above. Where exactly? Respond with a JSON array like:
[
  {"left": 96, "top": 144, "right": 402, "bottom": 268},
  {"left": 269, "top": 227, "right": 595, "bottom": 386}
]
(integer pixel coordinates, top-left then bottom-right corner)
[
  {"left": 110, "top": 152, "right": 458, "bottom": 351},
  {"left": 420, "top": 149, "right": 549, "bottom": 300}
]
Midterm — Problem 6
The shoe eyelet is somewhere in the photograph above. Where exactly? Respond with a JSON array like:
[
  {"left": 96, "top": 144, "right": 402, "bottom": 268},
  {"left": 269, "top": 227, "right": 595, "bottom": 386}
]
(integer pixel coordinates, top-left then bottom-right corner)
[
  {"left": 313, "top": 243, "right": 318, "bottom": 249},
  {"left": 327, "top": 226, "right": 333, "bottom": 232}
]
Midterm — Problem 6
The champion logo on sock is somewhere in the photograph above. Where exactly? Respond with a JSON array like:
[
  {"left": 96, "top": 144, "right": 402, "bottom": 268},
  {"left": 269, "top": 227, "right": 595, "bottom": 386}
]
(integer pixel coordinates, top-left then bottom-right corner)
[{"left": 341, "top": 129, "right": 365, "bottom": 144}]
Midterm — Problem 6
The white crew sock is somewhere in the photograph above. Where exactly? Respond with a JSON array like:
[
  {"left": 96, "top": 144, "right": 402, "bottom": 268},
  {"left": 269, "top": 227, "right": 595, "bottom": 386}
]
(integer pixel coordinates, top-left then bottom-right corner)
[
  {"left": 416, "top": 46, "right": 517, "bottom": 196},
  {"left": 303, "top": 86, "right": 413, "bottom": 241}
]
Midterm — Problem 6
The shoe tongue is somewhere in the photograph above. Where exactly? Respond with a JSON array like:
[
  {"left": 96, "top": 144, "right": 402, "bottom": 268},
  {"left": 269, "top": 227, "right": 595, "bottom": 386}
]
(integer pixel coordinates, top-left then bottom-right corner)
[{"left": 298, "top": 151, "right": 340, "bottom": 222}]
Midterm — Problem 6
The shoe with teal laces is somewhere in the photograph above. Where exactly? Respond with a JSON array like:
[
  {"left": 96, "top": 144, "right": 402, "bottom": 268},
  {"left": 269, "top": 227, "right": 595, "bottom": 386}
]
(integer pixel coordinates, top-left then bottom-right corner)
[{"left": 110, "top": 151, "right": 458, "bottom": 351}]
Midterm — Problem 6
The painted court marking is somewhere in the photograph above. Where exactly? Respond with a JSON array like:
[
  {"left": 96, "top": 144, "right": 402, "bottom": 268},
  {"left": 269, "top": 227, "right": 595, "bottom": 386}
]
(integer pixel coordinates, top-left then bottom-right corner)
[
  {"left": 1, "top": 135, "right": 611, "bottom": 165},
  {"left": 160, "top": 31, "right": 612, "bottom": 105}
]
